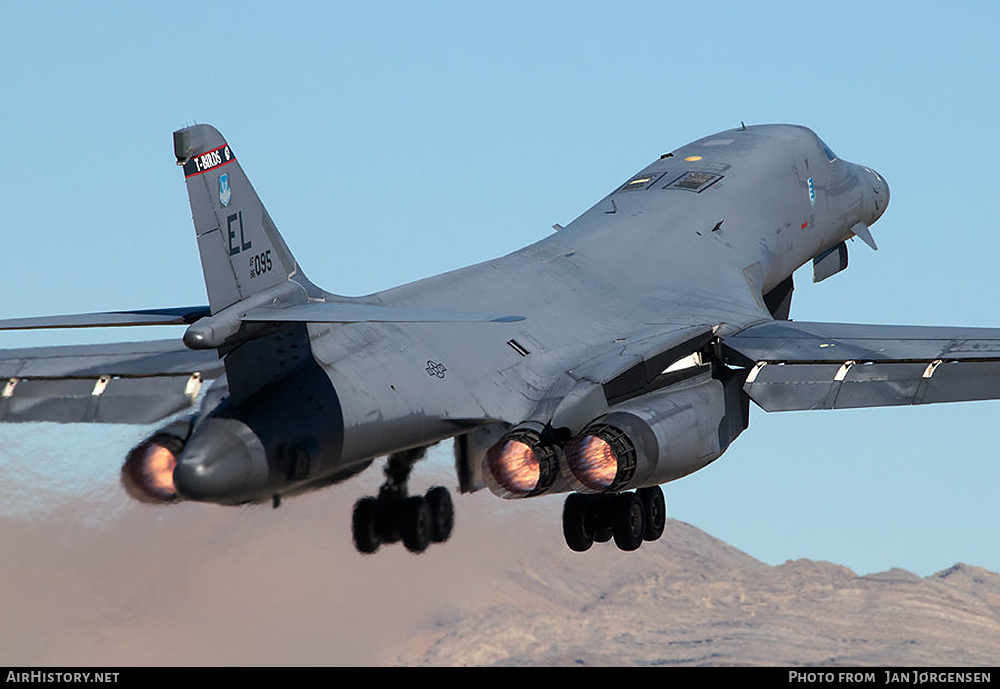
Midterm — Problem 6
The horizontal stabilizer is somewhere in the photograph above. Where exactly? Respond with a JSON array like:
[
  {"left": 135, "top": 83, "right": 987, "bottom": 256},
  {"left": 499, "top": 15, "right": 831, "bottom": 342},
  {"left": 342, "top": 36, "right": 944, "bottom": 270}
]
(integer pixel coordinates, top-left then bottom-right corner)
[
  {"left": 724, "top": 320, "right": 1000, "bottom": 411},
  {"left": 0, "top": 306, "right": 210, "bottom": 331},
  {"left": 239, "top": 302, "right": 525, "bottom": 324}
]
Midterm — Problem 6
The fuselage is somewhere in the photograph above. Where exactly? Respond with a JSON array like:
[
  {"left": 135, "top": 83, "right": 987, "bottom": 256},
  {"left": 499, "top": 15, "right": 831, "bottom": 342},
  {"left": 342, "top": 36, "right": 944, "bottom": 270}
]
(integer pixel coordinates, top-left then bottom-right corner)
[
  {"left": 311, "top": 124, "right": 886, "bottom": 467},
  {"left": 171, "top": 124, "right": 888, "bottom": 505}
]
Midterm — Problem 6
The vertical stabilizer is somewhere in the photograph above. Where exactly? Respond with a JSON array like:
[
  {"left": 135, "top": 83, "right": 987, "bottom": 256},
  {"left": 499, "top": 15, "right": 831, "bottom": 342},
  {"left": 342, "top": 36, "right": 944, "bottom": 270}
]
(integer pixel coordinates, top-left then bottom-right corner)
[{"left": 173, "top": 124, "right": 320, "bottom": 314}]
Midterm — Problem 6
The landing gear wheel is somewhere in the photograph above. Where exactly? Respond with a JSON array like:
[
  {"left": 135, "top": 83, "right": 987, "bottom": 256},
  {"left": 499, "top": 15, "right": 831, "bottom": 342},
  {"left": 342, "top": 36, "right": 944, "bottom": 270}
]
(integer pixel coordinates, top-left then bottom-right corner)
[
  {"left": 612, "top": 491, "right": 645, "bottom": 552},
  {"left": 637, "top": 485, "right": 666, "bottom": 541},
  {"left": 352, "top": 496, "right": 381, "bottom": 554},
  {"left": 402, "top": 496, "right": 432, "bottom": 553},
  {"left": 426, "top": 486, "right": 454, "bottom": 543},
  {"left": 592, "top": 494, "right": 614, "bottom": 542},
  {"left": 562, "top": 488, "right": 668, "bottom": 552},
  {"left": 563, "top": 493, "right": 595, "bottom": 552},
  {"left": 350, "top": 447, "right": 455, "bottom": 555}
]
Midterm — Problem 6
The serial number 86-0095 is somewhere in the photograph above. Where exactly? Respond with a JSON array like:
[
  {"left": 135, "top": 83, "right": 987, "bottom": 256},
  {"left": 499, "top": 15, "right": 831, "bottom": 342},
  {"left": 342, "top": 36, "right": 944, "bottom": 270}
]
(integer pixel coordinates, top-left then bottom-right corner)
[{"left": 250, "top": 250, "right": 272, "bottom": 279}]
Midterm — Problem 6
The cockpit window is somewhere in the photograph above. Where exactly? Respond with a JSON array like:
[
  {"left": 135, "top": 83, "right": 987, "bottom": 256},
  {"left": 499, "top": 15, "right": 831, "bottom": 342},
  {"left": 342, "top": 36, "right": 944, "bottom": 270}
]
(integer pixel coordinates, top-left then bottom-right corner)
[
  {"left": 822, "top": 142, "right": 838, "bottom": 162},
  {"left": 665, "top": 171, "right": 722, "bottom": 193},
  {"left": 618, "top": 173, "right": 664, "bottom": 192}
]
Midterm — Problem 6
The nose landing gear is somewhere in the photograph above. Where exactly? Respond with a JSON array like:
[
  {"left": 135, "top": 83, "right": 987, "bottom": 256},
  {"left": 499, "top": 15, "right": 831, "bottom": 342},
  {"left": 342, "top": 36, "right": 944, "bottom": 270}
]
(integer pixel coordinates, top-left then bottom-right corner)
[{"left": 351, "top": 448, "right": 455, "bottom": 555}]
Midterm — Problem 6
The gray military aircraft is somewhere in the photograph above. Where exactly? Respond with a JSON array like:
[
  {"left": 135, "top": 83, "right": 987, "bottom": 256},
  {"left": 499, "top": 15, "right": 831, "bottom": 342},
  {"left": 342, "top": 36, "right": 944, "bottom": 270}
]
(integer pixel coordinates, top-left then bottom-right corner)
[{"left": 3, "top": 122, "right": 998, "bottom": 554}]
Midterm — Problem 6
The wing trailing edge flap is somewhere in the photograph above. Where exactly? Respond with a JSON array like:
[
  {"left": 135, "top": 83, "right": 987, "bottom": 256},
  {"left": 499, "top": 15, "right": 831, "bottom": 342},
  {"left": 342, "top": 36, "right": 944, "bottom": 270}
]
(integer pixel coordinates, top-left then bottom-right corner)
[
  {"left": 0, "top": 340, "right": 224, "bottom": 424},
  {"left": 723, "top": 320, "right": 1000, "bottom": 411}
]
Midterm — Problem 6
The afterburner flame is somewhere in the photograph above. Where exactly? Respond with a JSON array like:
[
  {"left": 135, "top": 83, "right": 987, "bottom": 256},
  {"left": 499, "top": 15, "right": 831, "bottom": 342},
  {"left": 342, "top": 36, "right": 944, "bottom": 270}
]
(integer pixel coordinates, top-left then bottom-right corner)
[
  {"left": 121, "top": 437, "right": 182, "bottom": 504},
  {"left": 143, "top": 445, "right": 177, "bottom": 496},
  {"left": 565, "top": 435, "right": 618, "bottom": 491},
  {"left": 485, "top": 439, "right": 540, "bottom": 494}
]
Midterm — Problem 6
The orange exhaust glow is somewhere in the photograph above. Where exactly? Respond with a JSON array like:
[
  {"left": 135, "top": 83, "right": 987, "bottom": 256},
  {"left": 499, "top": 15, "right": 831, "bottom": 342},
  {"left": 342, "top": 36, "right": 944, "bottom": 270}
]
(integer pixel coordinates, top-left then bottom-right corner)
[
  {"left": 121, "top": 439, "right": 181, "bottom": 504},
  {"left": 565, "top": 434, "right": 618, "bottom": 492},
  {"left": 485, "top": 439, "right": 540, "bottom": 495},
  {"left": 143, "top": 444, "right": 178, "bottom": 497}
]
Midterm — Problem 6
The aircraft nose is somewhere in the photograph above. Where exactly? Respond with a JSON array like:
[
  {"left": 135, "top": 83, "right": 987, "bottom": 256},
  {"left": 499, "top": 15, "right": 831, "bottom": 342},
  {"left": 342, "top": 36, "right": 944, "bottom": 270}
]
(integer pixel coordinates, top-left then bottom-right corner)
[
  {"left": 863, "top": 166, "right": 889, "bottom": 225},
  {"left": 173, "top": 417, "right": 269, "bottom": 503}
]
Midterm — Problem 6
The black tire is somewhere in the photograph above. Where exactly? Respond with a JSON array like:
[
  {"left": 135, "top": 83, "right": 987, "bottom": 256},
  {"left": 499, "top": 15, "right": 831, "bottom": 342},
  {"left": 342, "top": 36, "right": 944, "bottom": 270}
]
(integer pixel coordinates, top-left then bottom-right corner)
[
  {"left": 426, "top": 486, "right": 454, "bottom": 543},
  {"left": 637, "top": 485, "right": 666, "bottom": 541},
  {"left": 562, "top": 493, "right": 595, "bottom": 552},
  {"left": 612, "top": 492, "right": 644, "bottom": 552},
  {"left": 402, "top": 496, "right": 432, "bottom": 553},
  {"left": 592, "top": 494, "right": 614, "bottom": 542},
  {"left": 352, "top": 496, "right": 381, "bottom": 554}
]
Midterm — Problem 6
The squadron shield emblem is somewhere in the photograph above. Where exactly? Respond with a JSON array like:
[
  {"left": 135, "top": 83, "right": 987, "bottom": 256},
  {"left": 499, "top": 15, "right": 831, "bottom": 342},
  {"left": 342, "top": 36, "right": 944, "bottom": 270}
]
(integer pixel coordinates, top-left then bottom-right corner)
[{"left": 219, "top": 173, "right": 231, "bottom": 207}]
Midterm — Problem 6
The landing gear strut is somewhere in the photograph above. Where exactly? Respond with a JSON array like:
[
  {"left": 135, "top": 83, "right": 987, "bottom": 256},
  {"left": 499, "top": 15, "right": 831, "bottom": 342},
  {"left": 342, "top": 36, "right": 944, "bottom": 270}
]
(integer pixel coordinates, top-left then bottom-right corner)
[
  {"left": 351, "top": 448, "right": 454, "bottom": 555},
  {"left": 562, "top": 485, "right": 666, "bottom": 552}
]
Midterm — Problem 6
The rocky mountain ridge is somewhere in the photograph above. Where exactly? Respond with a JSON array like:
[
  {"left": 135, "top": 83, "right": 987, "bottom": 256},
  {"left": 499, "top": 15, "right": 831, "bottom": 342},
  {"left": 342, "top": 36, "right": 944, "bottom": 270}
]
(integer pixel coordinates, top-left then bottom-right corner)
[{"left": 395, "top": 520, "right": 1000, "bottom": 666}]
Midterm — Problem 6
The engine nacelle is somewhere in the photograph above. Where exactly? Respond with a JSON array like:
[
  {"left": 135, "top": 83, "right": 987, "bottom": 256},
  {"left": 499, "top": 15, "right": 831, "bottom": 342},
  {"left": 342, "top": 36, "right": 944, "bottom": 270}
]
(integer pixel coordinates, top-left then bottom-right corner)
[{"left": 563, "top": 375, "right": 728, "bottom": 493}]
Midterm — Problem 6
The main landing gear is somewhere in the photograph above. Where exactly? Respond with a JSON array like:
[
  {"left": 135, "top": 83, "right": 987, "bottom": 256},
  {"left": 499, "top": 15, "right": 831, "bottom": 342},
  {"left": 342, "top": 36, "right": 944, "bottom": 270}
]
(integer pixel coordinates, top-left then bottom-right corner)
[
  {"left": 351, "top": 447, "right": 454, "bottom": 555},
  {"left": 562, "top": 485, "right": 666, "bottom": 552}
]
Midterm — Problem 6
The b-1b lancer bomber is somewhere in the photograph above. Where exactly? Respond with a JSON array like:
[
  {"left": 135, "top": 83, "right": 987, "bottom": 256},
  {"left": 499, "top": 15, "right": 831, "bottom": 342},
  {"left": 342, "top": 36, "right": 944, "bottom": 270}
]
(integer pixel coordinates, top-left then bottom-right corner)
[{"left": 2, "top": 122, "right": 997, "bottom": 555}]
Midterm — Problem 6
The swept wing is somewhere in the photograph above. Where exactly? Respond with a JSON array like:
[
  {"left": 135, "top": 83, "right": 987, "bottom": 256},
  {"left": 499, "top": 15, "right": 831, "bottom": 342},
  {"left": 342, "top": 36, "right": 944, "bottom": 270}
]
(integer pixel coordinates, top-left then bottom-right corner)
[
  {"left": 724, "top": 320, "right": 1000, "bottom": 411},
  {"left": 0, "top": 340, "right": 223, "bottom": 424}
]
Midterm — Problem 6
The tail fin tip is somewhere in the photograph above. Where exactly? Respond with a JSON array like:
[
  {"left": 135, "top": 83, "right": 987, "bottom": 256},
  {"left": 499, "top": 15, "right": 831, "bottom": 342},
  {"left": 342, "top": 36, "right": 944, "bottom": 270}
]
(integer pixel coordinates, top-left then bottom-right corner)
[{"left": 175, "top": 123, "right": 322, "bottom": 313}]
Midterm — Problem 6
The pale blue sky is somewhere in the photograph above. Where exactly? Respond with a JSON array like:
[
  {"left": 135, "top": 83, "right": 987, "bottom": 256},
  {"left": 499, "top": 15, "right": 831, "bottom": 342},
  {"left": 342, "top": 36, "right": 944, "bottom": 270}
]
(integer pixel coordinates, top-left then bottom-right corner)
[{"left": 1, "top": 1, "right": 998, "bottom": 576}]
